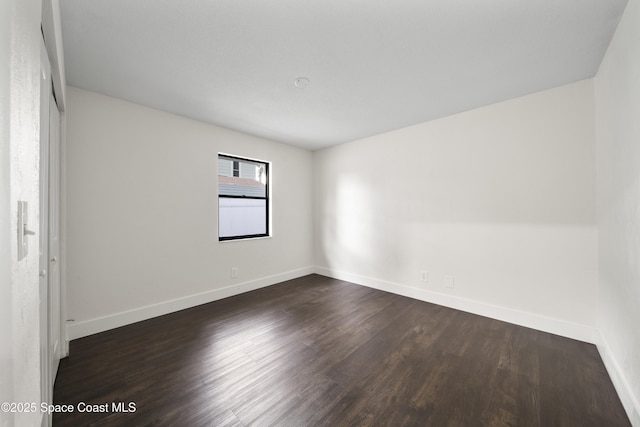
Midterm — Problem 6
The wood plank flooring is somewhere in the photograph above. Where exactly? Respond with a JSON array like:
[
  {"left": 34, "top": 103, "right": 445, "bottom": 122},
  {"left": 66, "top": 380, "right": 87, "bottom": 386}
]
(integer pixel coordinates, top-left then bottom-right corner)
[{"left": 53, "top": 274, "right": 630, "bottom": 426}]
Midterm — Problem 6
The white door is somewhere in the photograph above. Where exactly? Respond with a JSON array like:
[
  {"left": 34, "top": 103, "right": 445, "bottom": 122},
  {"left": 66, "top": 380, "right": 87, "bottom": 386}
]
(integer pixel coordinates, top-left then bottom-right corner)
[
  {"left": 48, "top": 91, "right": 61, "bottom": 384},
  {"left": 39, "top": 40, "right": 51, "bottom": 426}
]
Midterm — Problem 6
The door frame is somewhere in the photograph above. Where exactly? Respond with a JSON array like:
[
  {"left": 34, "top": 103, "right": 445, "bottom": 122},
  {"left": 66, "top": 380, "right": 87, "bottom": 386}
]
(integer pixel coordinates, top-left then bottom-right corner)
[
  {"left": 41, "top": 0, "right": 68, "bottom": 360},
  {"left": 39, "top": 35, "right": 63, "bottom": 427},
  {"left": 48, "top": 83, "right": 61, "bottom": 386},
  {"left": 39, "top": 38, "right": 51, "bottom": 427}
]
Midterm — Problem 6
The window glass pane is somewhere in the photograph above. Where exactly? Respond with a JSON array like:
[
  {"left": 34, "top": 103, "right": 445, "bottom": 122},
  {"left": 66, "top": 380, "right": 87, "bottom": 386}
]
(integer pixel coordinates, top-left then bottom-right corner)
[
  {"left": 218, "top": 156, "right": 267, "bottom": 197},
  {"left": 219, "top": 198, "right": 267, "bottom": 238}
]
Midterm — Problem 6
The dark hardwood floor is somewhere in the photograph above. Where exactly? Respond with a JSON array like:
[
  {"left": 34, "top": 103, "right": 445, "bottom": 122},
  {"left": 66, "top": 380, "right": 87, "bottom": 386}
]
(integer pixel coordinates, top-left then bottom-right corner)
[{"left": 53, "top": 274, "right": 630, "bottom": 426}]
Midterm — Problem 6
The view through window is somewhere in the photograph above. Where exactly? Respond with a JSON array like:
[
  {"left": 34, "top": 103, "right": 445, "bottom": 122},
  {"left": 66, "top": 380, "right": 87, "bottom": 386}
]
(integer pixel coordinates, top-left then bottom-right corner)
[{"left": 218, "top": 154, "right": 269, "bottom": 240}]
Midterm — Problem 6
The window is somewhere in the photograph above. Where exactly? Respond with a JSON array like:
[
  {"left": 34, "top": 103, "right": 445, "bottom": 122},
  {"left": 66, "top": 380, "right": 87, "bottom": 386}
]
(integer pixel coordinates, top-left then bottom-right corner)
[{"left": 218, "top": 154, "right": 269, "bottom": 241}]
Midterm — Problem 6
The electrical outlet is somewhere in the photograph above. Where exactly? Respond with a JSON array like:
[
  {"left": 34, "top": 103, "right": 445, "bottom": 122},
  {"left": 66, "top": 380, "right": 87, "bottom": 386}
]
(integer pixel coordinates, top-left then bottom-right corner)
[
  {"left": 420, "top": 270, "right": 429, "bottom": 283},
  {"left": 231, "top": 267, "right": 238, "bottom": 278},
  {"left": 444, "top": 275, "right": 455, "bottom": 289}
]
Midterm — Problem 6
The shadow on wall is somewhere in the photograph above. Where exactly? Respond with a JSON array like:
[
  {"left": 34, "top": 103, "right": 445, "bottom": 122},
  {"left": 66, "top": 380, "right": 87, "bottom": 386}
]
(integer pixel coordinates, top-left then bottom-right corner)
[
  {"left": 314, "top": 80, "right": 598, "bottom": 324},
  {"left": 321, "top": 172, "right": 407, "bottom": 281}
]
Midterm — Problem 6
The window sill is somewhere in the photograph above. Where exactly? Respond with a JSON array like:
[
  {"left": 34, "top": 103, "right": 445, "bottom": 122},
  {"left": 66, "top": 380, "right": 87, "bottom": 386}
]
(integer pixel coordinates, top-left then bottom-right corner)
[{"left": 219, "top": 235, "right": 272, "bottom": 243}]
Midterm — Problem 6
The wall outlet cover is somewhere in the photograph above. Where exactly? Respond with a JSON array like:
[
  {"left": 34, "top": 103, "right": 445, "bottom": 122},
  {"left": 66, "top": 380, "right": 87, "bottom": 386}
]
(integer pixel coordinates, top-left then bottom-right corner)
[
  {"left": 420, "top": 271, "right": 429, "bottom": 282},
  {"left": 444, "top": 275, "right": 455, "bottom": 289}
]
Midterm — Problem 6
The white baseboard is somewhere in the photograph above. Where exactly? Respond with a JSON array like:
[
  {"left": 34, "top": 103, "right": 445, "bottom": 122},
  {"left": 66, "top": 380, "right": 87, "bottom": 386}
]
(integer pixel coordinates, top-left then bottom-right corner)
[
  {"left": 314, "top": 266, "right": 598, "bottom": 344},
  {"left": 67, "top": 267, "right": 315, "bottom": 340},
  {"left": 596, "top": 333, "right": 640, "bottom": 427}
]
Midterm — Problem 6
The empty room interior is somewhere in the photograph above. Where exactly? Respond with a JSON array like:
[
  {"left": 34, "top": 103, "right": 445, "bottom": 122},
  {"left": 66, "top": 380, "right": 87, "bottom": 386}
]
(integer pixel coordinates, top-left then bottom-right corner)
[{"left": 3, "top": 0, "right": 640, "bottom": 425}]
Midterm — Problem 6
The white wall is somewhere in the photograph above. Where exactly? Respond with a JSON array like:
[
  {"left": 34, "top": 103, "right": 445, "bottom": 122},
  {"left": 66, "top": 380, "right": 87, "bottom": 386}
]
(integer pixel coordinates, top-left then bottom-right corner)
[
  {"left": 0, "top": 0, "right": 13, "bottom": 425},
  {"left": 315, "top": 79, "right": 598, "bottom": 340},
  {"left": 65, "top": 87, "right": 314, "bottom": 338},
  {"left": 1, "top": 0, "right": 47, "bottom": 426},
  {"left": 595, "top": 0, "right": 640, "bottom": 424}
]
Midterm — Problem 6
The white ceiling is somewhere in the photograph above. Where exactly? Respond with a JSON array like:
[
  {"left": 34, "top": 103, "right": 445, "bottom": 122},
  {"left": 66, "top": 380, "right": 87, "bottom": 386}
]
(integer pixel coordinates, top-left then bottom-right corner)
[{"left": 60, "top": 0, "right": 628, "bottom": 151}]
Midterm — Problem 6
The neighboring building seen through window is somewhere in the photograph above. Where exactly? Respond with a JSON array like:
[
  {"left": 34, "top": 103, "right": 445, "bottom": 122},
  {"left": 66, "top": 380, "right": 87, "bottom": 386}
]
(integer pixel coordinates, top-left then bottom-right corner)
[{"left": 218, "top": 154, "right": 269, "bottom": 240}]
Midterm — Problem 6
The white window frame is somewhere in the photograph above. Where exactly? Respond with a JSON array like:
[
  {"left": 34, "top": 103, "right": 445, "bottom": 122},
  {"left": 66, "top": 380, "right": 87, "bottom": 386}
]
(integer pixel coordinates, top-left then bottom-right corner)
[{"left": 218, "top": 153, "right": 271, "bottom": 241}]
